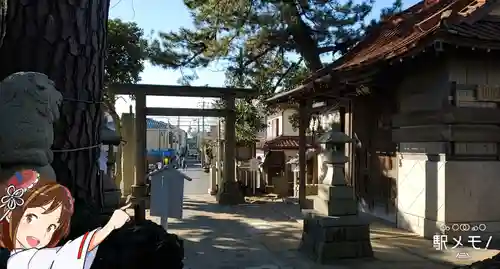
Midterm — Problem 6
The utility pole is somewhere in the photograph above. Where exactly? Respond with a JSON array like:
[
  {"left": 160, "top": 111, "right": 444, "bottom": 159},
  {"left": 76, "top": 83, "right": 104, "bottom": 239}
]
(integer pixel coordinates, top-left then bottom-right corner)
[
  {"left": 177, "top": 116, "right": 181, "bottom": 151},
  {"left": 157, "top": 129, "right": 161, "bottom": 151},
  {"left": 196, "top": 119, "right": 201, "bottom": 161},
  {"left": 201, "top": 98, "right": 206, "bottom": 165},
  {"left": 201, "top": 98, "right": 205, "bottom": 139},
  {"left": 197, "top": 118, "right": 200, "bottom": 138}
]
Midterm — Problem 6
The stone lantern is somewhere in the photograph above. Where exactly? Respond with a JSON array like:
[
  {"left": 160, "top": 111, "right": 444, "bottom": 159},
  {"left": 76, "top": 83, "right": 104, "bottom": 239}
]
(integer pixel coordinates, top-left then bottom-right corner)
[
  {"left": 99, "top": 112, "right": 122, "bottom": 212},
  {"left": 317, "top": 130, "right": 350, "bottom": 186},
  {"left": 299, "top": 129, "right": 373, "bottom": 263}
]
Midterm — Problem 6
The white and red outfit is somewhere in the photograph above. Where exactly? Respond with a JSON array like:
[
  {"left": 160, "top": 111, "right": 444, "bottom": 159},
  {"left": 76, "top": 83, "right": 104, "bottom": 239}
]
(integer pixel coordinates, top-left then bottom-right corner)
[{"left": 8, "top": 229, "right": 100, "bottom": 269}]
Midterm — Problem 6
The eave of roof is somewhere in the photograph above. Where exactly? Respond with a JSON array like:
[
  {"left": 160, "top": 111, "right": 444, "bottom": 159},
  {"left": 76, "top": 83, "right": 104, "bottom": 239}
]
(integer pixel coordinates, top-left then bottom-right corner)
[
  {"left": 266, "top": 0, "right": 499, "bottom": 104},
  {"left": 263, "top": 136, "right": 315, "bottom": 150}
]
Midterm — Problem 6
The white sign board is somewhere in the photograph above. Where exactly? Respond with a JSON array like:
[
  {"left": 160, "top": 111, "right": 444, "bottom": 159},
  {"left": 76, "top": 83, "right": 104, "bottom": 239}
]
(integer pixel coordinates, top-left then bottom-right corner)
[
  {"left": 249, "top": 158, "right": 259, "bottom": 171},
  {"left": 150, "top": 168, "right": 192, "bottom": 230}
]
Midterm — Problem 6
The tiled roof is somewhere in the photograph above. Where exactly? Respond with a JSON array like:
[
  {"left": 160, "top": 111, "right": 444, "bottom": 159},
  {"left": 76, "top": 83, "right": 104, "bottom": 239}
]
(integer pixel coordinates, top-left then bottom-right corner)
[
  {"left": 335, "top": 0, "right": 492, "bottom": 70},
  {"left": 446, "top": 18, "right": 500, "bottom": 40},
  {"left": 264, "top": 136, "right": 315, "bottom": 150},
  {"left": 146, "top": 118, "right": 170, "bottom": 129},
  {"left": 265, "top": 0, "right": 500, "bottom": 104}
]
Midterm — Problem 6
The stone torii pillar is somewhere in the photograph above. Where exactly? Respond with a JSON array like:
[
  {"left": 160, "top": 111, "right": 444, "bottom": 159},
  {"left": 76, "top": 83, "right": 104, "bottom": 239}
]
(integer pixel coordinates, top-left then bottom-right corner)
[
  {"left": 120, "top": 112, "right": 135, "bottom": 199},
  {"left": 132, "top": 92, "right": 148, "bottom": 220},
  {"left": 216, "top": 94, "right": 244, "bottom": 205}
]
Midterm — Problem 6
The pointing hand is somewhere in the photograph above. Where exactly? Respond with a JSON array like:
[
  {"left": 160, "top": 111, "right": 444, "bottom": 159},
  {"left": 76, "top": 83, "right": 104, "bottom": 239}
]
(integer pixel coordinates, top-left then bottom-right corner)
[{"left": 106, "top": 203, "right": 132, "bottom": 230}]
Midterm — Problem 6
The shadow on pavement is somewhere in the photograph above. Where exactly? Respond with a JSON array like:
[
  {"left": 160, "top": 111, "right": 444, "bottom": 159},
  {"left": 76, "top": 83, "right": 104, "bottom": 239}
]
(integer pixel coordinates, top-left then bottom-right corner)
[
  {"left": 166, "top": 197, "right": 288, "bottom": 269},
  {"left": 158, "top": 196, "right": 499, "bottom": 269}
]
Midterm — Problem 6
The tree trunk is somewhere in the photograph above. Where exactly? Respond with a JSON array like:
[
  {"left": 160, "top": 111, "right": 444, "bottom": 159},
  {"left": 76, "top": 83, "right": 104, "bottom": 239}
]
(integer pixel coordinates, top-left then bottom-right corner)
[
  {"left": 282, "top": 3, "right": 323, "bottom": 71},
  {"left": 0, "top": 0, "right": 111, "bottom": 206}
]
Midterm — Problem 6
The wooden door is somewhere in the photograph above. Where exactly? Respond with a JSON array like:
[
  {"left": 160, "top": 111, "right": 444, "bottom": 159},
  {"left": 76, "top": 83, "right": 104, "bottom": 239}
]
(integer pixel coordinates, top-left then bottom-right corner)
[
  {"left": 368, "top": 112, "right": 398, "bottom": 221},
  {"left": 372, "top": 154, "right": 397, "bottom": 215}
]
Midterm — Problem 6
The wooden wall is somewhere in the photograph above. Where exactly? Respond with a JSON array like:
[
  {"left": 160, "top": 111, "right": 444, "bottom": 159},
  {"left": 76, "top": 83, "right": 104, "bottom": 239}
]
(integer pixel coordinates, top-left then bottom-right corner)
[
  {"left": 392, "top": 50, "right": 500, "bottom": 159},
  {"left": 352, "top": 90, "right": 398, "bottom": 220}
]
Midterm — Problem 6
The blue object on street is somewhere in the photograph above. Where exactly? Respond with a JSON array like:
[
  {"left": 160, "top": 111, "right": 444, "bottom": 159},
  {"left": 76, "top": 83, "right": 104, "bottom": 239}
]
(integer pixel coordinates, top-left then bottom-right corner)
[{"left": 148, "top": 148, "right": 176, "bottom": 157}]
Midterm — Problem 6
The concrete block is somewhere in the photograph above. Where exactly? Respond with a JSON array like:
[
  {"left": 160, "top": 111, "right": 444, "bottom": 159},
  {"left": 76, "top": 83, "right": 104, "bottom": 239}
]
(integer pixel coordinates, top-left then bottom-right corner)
[
  {"left": 299, "top": 214, "right": 373, "bottom": 264},
  {"left": 313, "top": 196, "right": 357, "bottom": 216},
  {"left": 316, "top": 240, "right": 373, "bottom": 261},
  {"left": 317, "top": 184, "right": 355, "bottom": 200},
  {"left": 302, "top": 211, "right": 371, "bottom": 227}
]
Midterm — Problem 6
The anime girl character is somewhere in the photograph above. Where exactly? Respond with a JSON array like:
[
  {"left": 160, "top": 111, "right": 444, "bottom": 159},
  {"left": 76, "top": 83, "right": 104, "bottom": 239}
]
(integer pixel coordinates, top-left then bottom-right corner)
[{"left": 0, "top": 169, "right": 132, "bottom": 269}]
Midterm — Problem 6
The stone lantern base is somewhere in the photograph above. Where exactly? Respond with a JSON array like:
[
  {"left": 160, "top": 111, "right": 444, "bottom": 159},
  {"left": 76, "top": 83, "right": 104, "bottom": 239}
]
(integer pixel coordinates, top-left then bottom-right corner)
[
  {"left": 216, "top": 181, "right": 245, "bottom": 205},
  {"left": 298, "top": 182, "right": 373, "bottom": 263},
  {"left": 299, "top": 209, "right": 373, "bottom": 262}
]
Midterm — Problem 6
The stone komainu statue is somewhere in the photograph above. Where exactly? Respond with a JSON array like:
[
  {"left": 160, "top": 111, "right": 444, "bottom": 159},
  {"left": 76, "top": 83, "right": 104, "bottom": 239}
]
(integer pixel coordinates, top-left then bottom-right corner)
[{"left": 0, "top": 72, "right": 62, "bottom": 180}]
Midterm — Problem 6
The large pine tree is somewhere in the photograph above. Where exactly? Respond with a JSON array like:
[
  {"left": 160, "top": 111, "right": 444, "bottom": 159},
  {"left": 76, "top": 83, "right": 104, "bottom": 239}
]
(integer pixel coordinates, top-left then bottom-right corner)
[
  {"left": 148, "top": 0, "right": 403, "bottom": 141},
  {"left": 0, "top": 0, "right": 110, "bottom": 208},
  {"left": 0, "top": 4, "right": 185, "bottom": 269}
]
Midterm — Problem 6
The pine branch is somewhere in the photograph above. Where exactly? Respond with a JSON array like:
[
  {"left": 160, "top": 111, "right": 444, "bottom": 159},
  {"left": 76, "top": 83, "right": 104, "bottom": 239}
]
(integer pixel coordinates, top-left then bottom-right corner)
[{"left": 272, "top": 57, "right": 303, "bottom": 93}]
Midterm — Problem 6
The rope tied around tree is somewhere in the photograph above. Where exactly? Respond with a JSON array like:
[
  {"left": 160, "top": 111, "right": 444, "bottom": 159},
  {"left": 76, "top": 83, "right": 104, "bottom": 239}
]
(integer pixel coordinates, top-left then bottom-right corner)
[{"left": 52, "top": 144, "right": 102, "bottom": 153}]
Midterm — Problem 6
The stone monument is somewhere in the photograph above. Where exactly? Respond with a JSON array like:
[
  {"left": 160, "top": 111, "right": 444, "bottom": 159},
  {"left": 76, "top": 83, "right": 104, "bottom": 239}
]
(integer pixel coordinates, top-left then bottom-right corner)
[
  {"left": 299, "top": 130, "right": 372, "bottom": 263},
  {"left": 0, "top": 72, "right": 62, "bottom": 181}
]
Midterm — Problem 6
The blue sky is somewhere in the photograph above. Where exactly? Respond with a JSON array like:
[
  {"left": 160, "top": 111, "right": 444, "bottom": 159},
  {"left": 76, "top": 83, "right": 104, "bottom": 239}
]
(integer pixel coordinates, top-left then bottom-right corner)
[
  {"left": 109, "top": 0, "right": 224, "bottom": 129},
  {"left": 109, "top": 0, "right": 417, "bottom": 128}
]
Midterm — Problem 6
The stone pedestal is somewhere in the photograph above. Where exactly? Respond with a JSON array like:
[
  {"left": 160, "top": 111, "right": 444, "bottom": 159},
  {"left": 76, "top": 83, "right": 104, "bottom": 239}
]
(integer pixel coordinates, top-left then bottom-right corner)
[
  {"left": 299, "top": 157, "right": 373, "bottom": 263},
  {"left": 208, "top": 166, "right": 217, "bottom": 195},
  {"left": 299, "top": 210, "right": 373, "bottom": 262},
  {"left": 216, "top": 181, "right": 244, "bottom": 205}
]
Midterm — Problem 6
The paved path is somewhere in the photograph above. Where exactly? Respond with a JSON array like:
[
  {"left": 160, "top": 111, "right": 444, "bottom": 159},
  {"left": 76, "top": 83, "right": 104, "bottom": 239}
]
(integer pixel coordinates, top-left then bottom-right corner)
[
  {"left": 143, "top": 163, "right": 498, "bottom": 268},
  {"left": 167, "top": 196, "right": 293, "bottom": 269},
  {"left": 141, "top": 195, "right": 493, "bottom": 269},
  {"left": 182, "top": 162, "right": 210, "bottom": 195},
  {"left": 179, "top": 165, "right": 286, "bottom": 267}
]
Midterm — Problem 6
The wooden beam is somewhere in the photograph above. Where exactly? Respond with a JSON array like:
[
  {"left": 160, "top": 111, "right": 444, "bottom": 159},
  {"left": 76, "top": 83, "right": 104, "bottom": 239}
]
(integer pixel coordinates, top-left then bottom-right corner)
[
  {"left": 392, "top": 125, "right": 500, "bottom": 142},
  {"left": 145, "top": 107, "right": 226, "bottom": 117},
  {"left": 298, "top": 99, "right": 309, "bottom": 209},
  {"left": 392, "top": 108, "right": 500, "bottom": 127},
  {"left": 109, "top": 84, "right": 256, "bottom": 98}
]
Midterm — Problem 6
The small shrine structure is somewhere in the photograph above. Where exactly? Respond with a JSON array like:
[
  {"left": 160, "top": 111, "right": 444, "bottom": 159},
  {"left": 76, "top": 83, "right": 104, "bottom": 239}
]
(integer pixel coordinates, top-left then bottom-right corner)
[{"left": 267, "top": 0, "right": 500, "bottom": 245}]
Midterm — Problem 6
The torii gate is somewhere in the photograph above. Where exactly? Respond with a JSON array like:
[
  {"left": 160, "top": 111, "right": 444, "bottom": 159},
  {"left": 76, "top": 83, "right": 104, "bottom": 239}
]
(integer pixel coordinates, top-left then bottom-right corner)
[{"left": 110, "top": 84, "right": 257, "bottom": 219}]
